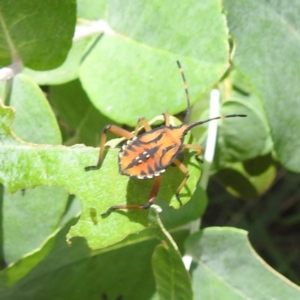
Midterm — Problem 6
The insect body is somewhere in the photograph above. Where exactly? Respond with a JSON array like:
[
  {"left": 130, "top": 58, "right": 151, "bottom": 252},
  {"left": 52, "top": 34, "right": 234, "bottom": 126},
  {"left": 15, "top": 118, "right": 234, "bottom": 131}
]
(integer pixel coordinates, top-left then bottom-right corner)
[
  {"left": 119, "top": 124, "right": 187, "bottom": 179},
  {"left": 85, "top": 61, "right": 246, "bottom": 216}
]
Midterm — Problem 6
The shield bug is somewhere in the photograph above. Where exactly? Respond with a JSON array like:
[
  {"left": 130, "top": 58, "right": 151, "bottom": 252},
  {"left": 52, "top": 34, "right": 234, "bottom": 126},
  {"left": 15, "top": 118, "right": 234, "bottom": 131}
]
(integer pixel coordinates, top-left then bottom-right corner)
[{"left": 86, "top": 61, "right": 246, "bottom": 216}]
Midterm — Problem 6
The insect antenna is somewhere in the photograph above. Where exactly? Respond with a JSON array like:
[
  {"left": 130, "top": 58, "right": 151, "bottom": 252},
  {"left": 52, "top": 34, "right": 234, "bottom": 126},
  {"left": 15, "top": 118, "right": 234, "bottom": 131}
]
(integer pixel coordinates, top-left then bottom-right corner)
[
  {"left": 176, "top": 62, "right": 247, "bottom": 131},
  {"left": 176, "top": 61, "right": 191, "bottom": 124},
  {"left": 186, "top": 114, "right": 247, "bottom": 132}
]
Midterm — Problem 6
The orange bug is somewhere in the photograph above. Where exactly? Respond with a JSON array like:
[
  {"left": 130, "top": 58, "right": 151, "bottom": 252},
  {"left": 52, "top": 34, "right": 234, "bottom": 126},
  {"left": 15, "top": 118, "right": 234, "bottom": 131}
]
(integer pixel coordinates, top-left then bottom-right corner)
[{"left": 86, "top": 61, "right": 246, "bottom": 216}]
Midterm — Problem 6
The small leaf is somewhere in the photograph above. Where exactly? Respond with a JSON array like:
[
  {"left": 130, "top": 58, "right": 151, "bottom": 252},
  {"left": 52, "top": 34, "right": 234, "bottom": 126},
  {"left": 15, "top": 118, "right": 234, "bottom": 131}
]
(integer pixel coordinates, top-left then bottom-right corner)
[
  {"left": 215, "top": 100, "right": 271, "bottom": 165},
  {"left": 215, "top": 154, "right": 277, "bottom": 199},
  {"left": 152, "top": 244, "right": 193, "bottom": 300}
]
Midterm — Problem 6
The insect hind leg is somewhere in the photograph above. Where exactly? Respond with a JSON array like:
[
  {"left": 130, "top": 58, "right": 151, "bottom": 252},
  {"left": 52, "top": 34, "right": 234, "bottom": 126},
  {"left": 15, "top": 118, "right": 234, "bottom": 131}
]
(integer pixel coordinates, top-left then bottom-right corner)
[{"left": 101, "top": 176, "right": 162, "bottom": 216}]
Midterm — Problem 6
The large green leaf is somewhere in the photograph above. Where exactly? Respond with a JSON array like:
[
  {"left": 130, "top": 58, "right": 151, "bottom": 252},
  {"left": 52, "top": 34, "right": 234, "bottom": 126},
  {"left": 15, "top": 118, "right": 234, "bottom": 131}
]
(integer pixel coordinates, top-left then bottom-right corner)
[
  {"left": 0, "top": 103, "right": 201, "bottom": 249},
  {"left": 2, "top": 187, "right": 68, "bottom": 264},
  {"left": 79, "top": 0, "right": 229, "bottom": 126},
  {"left": 77, "top": 0, "right": 107, "bottom": 19},
  {"left": 223, "top": 0, "right": 300, "bottom": 171},
  {"left": 0, "top": 204, "right": 197, "bottom": 299},
  {"left": 185, "top": 227, "right": 300, "bottom": 299},
  {"left": 0, "top": 0, "right": 76, "bottom": 70},
  {"left": 2, "top": 74, "right": 68, "bottom": 264}
]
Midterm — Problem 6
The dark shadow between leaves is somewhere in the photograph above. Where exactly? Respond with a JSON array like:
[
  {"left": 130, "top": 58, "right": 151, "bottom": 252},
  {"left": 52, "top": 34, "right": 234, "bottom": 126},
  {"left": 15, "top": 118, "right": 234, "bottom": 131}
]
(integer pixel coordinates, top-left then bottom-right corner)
[
  {"left": 243, "top": 153, "right": 275, "bottom": 176},
  {"left": 1, "top": 216, "right": 158, "bottom": 299},
  {"left": 215, "top": 168, "right": 259, "bottom": 199}
]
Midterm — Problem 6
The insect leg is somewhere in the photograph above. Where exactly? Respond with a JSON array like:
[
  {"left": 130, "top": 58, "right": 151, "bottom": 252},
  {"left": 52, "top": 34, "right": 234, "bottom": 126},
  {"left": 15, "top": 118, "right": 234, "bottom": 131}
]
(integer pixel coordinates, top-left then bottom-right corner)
[
  {"left": 134, "top": 111, "right": 171, "bottom": 134},
  {"left": 101, "top": 176, "right": 162, "bottom": 216},
  {"left": 85, "top": 125, "right": 134, "bottom": 171},
  {"left": 163, "top": 111, "right": 170, "bottom": 126},
  {"left": 172, "top": 158, "right": 190, "bottom": 206},
  {"left": 144, "top": 175, "right": 162, "bottom": 207},
  {"left": 183, "top": 144, "right": 204, "bottom": 161},
  {"left": 134, "top": 117, "right": 152, "bottom": 135}
]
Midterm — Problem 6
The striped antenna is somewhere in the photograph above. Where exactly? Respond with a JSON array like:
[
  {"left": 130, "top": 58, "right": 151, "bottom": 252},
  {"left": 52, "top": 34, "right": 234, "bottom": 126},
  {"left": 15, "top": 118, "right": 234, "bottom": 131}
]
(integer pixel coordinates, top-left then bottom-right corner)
[
  {"left": 187, "top": 114, "right": 247, "bottom": 131},
  {"left": 176, "top": 61, "right": 191, "bottom": 123}
]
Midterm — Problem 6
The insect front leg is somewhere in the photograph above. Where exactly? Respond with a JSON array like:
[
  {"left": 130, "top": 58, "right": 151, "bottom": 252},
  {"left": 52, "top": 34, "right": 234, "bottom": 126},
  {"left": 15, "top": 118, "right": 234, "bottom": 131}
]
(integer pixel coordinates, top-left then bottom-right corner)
[
  {"left": 183, "top": 144, "right": 204, "bottom": 162},
  {"left": 134, "top": 117, "right": 152, "bottom": 135},
  {"left": 85, "top": 125, "right": 134, "bottom": 171},
  {"left": 101, "top": 176, "right": 162, "bottom": 216},
  {"left": 172, "top": 158, "right": 190, "bottom": 206}
]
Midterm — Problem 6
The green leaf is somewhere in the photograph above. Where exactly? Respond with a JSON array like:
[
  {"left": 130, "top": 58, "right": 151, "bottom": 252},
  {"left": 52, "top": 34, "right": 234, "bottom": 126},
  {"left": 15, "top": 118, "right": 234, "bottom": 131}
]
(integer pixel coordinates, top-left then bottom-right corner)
[
  {"left": 2, "top": 74, "right": 68, "bottom": 264},
  {"left": 67, "top": 149, "right": 201, "bottom": 249},
  {"left": 79, "top": 0, "right": 229, "bottom": 126},
  {"left": 0, "top": 103, "right": 201, "bottom": 249},
  {"left": 152, "top": 244, "right": 193, "bottom": 300},
  {"left": 185, "top": 227, "right": 300, "bottom": 299},
  {"left": 0, "top": 0, "right": 76, "bottom": 70},
  {"left": 223, "top": 0, "right": 300, "bottom": 171}
]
